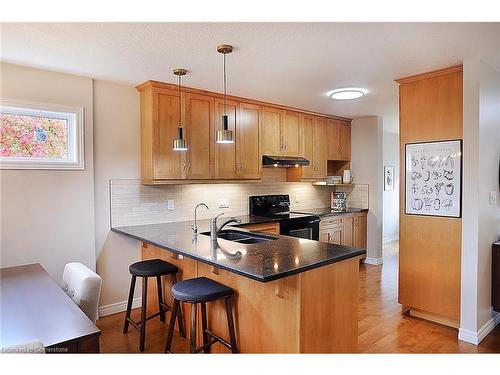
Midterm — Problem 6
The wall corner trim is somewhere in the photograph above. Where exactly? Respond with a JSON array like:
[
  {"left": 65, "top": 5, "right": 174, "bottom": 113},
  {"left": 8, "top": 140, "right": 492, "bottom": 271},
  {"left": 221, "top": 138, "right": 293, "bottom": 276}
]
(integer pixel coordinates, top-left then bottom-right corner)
[
  {"left": 458, "top": 313, "right": 500, "bottom": 345},
  {"left": 363, "top": 257, "right": 384, "bottom": 266},
  {"left": 98, "top": 297, "right": 141, "bottom": 318}
]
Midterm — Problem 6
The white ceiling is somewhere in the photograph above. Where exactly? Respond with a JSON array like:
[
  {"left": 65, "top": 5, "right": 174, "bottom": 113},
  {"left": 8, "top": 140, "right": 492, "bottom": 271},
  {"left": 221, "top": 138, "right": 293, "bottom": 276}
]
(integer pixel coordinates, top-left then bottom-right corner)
[{"left": 1, "top": 22, "right": 499, "bottom": 118}]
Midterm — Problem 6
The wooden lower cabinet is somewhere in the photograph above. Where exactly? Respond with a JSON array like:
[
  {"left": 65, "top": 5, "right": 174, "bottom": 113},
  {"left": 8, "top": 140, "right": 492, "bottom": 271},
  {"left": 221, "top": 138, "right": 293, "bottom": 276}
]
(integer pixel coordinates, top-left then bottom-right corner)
[
  {"left": 141, "top": 242, "right": 359, "bottom": 353},
  {"left": 237, "top": 221, "right": 280, "bottom": 235},
  {"left": 319, "top": 212, "right": 367, "bottom": 249}
]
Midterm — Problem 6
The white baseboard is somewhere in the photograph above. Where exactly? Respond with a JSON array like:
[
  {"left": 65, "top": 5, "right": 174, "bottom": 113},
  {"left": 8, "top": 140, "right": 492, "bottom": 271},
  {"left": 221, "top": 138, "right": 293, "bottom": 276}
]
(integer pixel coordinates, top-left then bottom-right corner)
[
  {"left": 383, "top": 235, "right": 399, "bottom": 244},
  {"left": 458, "top": 312, "right": 500, "bottom": 345},
  {"left": 363, "top": 256, "right": 383, "bottom": 266},
  {"left": 98, "top": 297, "right": 142, "bottom": 318}
]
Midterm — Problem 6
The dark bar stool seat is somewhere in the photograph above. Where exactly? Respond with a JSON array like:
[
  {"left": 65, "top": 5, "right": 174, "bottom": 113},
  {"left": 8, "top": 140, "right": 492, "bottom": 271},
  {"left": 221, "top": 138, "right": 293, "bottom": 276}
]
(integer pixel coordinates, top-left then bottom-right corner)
[
  {"left": 165, "top": 277, "right": 237, "bottom": 354},
  {"left": 123, "top": 259, "right": 185, "bottom": 352}
]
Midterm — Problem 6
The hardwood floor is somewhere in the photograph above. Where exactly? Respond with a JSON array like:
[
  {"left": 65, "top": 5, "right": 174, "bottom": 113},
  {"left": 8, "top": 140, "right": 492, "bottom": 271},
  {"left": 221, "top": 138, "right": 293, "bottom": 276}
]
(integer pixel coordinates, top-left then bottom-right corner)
[{"left": 96, "top": 241, "right": 500, "bottom": 353}]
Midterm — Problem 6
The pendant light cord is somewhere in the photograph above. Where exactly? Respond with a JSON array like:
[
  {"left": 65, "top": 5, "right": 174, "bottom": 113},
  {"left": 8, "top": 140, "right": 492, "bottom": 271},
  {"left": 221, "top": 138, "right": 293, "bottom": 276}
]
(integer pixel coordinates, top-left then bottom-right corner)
[
  {"left": 178, "top": 74, "right": 182, "bottom": 128},
  {"left": 223, "top": 52, "right": 227, "bottom": 116}
]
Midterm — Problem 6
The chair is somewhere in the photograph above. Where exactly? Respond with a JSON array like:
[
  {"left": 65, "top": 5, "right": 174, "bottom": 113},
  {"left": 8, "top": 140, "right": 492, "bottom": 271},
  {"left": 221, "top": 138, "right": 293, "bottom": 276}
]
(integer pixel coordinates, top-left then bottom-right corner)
[{"left": 61, "top": 262, "right": 102, "bottom": 323}]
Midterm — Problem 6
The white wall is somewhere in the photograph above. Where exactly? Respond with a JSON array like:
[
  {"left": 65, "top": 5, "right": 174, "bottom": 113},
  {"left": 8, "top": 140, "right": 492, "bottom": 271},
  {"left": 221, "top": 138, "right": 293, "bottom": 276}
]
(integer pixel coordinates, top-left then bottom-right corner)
[
  {"left": 93, "top": 80, "right": 142, "bottom": 308},
  {"left": 351, "top": 116, "right": 384, "bottom": 264},
  {"left": 0, "top": 63, "right": 96, "bottom": 281},
  {"left": 460, "top": 58, "right": 500, "bottom": 344},
  {"left": 382, "top": 114, "right": 400, "bottom": 243}
]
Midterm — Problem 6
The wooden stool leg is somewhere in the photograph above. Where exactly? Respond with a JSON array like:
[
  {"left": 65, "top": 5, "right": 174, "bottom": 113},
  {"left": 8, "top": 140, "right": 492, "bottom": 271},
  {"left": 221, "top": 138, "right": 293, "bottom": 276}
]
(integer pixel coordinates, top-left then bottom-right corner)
[
  {"left": 156, "top": 275, "right": 165, "bottom": 323},
  {"left": 139, "top": 276, "right": 148, "bottom": 352},
  {"left": 225, "top": 297, "right": 238, "bottom": 353},
  {"left": 201, "top": 302, "right": 210, "bottom": 353},
  {"left": 164, "top": 299, "right": 179, "bottom": 353},
  {"left": 123, "top": 275, "right": 137, "bottom": 334},
  {"left": 172, "top": 274, "right": 186, "bottom": 337},
  {"left": 189, "top": 303, "right": 198, "bottom": 353}
]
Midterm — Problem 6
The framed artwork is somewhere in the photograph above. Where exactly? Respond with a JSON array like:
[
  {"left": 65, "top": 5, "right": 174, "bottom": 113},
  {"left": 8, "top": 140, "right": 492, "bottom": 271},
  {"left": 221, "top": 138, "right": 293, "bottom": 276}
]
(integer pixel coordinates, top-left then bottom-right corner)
[
  {"left": 384, "top": 166, "right": 394, "bottom": 191},
  {"left": 405, "top": 140, "right": 462, "bottom": 218}
]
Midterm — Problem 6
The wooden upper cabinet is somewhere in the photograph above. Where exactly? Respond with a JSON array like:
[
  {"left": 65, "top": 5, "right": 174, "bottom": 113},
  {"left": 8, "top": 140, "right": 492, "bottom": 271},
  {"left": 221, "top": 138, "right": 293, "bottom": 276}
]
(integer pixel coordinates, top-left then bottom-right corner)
[
  {"left": 215, "top": 98, "right": 239, "bottom": 179},
  {"left": 153, "top": 88, "right": 183, "bottom": 180},
  {"left": 338, "top": 121, "right": 351, "bottom": 160},
  {"left": 185, "top": 93, "right": 214, "bottom": 179},
  {"left": 262, "top": 107, "right": 283, "bottom": 156},
  {"left": 327, "top": 119, "right": 351, "bottom": 161},
  {"left": 300, "top": 114, "right": 315, "bottom": 179},
  {"left": 238, "top": 103, "right": 261, "bottom": 179},
  {"left": 282, "top": 111, "right": 301, "bottom": 156},
  {"left": 313, "top": 117, "right": 327, "bottom": 178}
]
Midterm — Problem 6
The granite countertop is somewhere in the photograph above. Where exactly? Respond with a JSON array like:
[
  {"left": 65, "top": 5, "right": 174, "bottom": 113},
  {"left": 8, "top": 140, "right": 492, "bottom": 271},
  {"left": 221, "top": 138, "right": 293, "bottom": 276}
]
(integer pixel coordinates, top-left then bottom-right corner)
[
  {"left": 112, "top": 218, "right": 365, "bottom": 283},
  {"left": 297, "top": 207, "right": 369, "bottom": 217}
]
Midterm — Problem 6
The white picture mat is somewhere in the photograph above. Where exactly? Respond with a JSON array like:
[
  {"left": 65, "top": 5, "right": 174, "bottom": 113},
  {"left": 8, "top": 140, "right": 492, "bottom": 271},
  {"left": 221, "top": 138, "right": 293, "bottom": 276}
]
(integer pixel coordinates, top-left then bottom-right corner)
[{"left": 405, "top": 140, "right": 461, "bottom": 217}]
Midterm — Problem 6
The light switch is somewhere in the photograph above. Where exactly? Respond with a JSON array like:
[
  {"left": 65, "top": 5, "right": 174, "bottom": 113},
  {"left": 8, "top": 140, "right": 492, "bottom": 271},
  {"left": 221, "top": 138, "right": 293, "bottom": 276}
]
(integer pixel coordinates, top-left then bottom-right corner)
[
  {"left": 489, "top": 191, "right": 497, "bottom": 205},
  {"left": 167, "top": 199, "right": 175, "bottom": 210}
]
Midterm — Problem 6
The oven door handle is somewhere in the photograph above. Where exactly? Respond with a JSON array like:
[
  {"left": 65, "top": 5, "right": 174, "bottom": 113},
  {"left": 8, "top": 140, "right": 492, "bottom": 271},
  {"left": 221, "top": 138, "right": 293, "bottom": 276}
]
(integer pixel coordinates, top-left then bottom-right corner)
[{"left": 306, "top": 217, "right": 321, "bottom": 224}]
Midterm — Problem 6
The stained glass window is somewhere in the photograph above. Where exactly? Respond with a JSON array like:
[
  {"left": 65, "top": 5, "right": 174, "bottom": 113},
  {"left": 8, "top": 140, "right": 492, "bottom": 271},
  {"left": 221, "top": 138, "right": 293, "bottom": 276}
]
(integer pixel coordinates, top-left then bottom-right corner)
[{"left": 0, "top": 101, "right": 84, "bottom": 169}]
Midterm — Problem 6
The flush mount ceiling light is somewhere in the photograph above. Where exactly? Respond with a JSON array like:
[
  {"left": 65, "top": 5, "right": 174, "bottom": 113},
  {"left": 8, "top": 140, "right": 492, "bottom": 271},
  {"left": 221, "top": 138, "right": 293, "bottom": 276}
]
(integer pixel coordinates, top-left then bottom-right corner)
[
  {"left": 328, "top": 87, "right": 368, "bottom": 100},
  {"left": 216, "top": 44, "right": 234, "bottom": 144},
  {"left": 172, "top": 68, "right": 188, "bottom": 151}
]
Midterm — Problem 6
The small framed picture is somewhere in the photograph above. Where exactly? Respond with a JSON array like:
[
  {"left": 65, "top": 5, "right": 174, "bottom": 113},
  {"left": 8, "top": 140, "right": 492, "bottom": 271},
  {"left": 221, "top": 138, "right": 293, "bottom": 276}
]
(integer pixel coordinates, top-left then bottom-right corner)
[{"left": 384, "top": 166, "right": 394, "bottom": 191}]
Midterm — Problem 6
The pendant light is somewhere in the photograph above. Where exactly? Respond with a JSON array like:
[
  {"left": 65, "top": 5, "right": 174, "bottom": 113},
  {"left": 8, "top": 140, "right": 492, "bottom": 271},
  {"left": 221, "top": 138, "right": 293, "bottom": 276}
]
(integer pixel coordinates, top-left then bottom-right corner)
[
  {"left": 172, "top": 68, "right": 188, "bottom": 151},
  {"left": 216, "top": 44, "right": 234, "bottom": 144}
]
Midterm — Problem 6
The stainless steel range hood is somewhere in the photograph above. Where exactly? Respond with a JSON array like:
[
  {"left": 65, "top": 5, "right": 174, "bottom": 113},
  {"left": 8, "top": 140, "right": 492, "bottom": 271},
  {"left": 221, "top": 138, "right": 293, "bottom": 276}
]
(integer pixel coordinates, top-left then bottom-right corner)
[{"left": 262, "top": 155, "right": 310, "bottom": 168}]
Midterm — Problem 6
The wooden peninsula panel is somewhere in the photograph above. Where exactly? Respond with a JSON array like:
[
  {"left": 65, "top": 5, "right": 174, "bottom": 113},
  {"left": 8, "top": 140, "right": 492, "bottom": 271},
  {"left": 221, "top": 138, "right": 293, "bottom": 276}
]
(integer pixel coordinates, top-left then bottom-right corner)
[{"left": 142, "top": 242, "right": 359, "bottom": 353}]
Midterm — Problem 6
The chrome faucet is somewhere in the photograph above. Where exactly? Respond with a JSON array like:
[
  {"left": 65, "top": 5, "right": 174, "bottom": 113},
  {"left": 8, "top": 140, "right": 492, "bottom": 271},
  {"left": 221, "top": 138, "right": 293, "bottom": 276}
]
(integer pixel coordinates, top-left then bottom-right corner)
[
  {"left": 209, "top": 213, "right": 240, "bottom": 241},
  {"left": 191, "top": 203, "right": 209, "bottom": 234}
]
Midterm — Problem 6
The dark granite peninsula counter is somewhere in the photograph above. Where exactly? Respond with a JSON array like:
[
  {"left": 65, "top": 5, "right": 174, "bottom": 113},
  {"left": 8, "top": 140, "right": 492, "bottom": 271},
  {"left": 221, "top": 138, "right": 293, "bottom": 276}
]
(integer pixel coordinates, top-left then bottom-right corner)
[
  {"left": 112, "top": 218, "right": 365, "bottom": 283},
  {"left": 112, "top": 219, "right": 365, "bottom": 353}
]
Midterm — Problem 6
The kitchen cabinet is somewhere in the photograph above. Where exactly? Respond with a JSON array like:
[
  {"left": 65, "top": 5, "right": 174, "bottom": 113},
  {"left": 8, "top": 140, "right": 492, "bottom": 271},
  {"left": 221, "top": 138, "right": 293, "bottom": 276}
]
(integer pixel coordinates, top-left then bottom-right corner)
[
  {"left": 262, "top": 107, "right": 283, "bottom": 156},
  {"left": 282, "top": 111, "right": 301, "bottom": 156},
  {"left": 313, "top": 117, "right": 327, "bottom": 178},
  {"left": 238, "top": 221, "right": 280, "bottom": 235},
  {"left": 215, "top": 98, "right": 239, "bottom": 179},
  {"left": 137, "top": 80, "right": 351, "bottom": 185},
  {"left": 185, "top": 93, "right": 214, "bottom": 179},
  {"left": 262, "top": 108, "right": 301, "bottom": 157},
  {"left": 237, "top": 103, "right": 261, "bottom": 179},
  {"left": 327, "top": 119, "right": 351, "bottom": 161},
  {"left": 319, "top": 212, "right": 366, "bottom": 249}
]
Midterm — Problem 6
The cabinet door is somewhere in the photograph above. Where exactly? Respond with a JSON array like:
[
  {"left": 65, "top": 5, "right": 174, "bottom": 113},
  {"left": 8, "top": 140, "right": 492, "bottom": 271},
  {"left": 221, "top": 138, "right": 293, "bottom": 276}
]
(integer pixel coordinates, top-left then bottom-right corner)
[
  {"left": 240, "top": 222, "right": 280, "bottom": 235},
  {"left": 353, "top": 213, "right": 367, "bottom": 249},
  {"left": 319, "top": 230, "right": 330, "bottom": 243},
  {"left": 215, "top": 99, "right": 238, "bottom": 179},
  {"left": 238, "top": 103, "right": 261, "bottom": 179},
  {"left": 342, "top": 215, "right": 354, "bottom": 247},
  {"left": 262, "top": 107, "right": 283, "bottom": 156},
  {"left": 282, "top": 111, "right": 301, "bottom": 156},
  {"left": 338, "top": 121, "right": 351, "bottom": 160},
  {"left": 326, "top": 119, "right": 340, "bottom": 160},
  {"left": 329, "top": 227, "right": 343, "bottom": 245},
  {"left": 185, "top": 93, "right": 214, "bottom": 179},
  {"left": 313, "top": 117, "right": 327, "bottom": 178},
  {"left": 300, "top": 114, "right": 315, "bottom": 179},
  {"left": 154, "top": 89, "right": 183, "bottom": 179}
]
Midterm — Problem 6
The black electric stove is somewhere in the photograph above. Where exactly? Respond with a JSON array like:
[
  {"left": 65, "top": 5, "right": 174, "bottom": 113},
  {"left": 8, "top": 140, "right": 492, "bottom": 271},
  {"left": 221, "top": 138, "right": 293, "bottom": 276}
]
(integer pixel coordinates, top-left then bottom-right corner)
[{"left": 249, "top": 195, "right": 320, "bottom": 240}]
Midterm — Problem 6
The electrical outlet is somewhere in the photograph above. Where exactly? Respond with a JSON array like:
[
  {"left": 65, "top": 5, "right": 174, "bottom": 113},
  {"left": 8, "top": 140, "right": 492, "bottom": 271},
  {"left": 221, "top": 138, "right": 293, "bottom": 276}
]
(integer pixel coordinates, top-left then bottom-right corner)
[
  {"left": 489, "top": 191, "right": 497, "bottom": 205},
  {"left": 167, "top": 199, "right": 175, "bottom": 211},
  {"left": 219, "top": 199, "right": 230, "bottom": 208}
]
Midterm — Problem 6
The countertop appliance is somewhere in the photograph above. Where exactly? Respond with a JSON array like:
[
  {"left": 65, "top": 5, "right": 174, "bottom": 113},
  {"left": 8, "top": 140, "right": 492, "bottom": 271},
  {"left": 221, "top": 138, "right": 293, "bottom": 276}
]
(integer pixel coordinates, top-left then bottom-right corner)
[
  {"left": 331, "top": 192, "right": 347, "bottom": 212},
  {"left": 249, "top": 194, "right": 320, "bottom": 240}
]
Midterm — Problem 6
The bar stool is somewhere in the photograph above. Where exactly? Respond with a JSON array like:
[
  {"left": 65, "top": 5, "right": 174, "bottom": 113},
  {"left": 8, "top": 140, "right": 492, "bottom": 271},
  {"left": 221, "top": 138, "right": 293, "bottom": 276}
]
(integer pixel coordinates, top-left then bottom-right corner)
[
  {"left": 164, "top": 277, "right": 237, "bottom": 354},
  {"left": 123, "top": 259, "right": 185, "bottom": 352}
]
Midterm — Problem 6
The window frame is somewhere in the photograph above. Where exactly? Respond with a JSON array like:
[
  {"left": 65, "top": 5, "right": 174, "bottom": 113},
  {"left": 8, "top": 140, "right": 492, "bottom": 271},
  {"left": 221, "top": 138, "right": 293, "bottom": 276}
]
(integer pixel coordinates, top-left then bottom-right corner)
[{"left": 0, "top": 99, "right": 85, "bottom": 170}]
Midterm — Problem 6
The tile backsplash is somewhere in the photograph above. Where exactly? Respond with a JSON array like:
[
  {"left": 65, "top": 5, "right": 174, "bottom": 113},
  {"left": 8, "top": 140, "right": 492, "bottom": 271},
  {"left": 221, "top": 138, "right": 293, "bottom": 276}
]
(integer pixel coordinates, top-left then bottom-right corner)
[{"left": 110, "top": 168, "right": 369, "bottom": 227}]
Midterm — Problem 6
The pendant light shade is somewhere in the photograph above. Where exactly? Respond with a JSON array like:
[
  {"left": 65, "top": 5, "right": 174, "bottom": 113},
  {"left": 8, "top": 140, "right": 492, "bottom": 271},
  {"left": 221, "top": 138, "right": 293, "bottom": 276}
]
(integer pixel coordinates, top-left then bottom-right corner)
[
  {"left": 216, "top": 44, "right": 234, "bottom": 144},
  {"left": 172, "top": 68, "right": 188, "bottom": 151}
]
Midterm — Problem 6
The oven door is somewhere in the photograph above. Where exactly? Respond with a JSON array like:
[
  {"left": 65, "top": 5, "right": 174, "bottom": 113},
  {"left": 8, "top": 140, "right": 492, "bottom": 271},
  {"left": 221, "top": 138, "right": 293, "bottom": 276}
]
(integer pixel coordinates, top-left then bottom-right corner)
[{"left": 280, "top": 217, "right": 320, "bottom": 241}]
